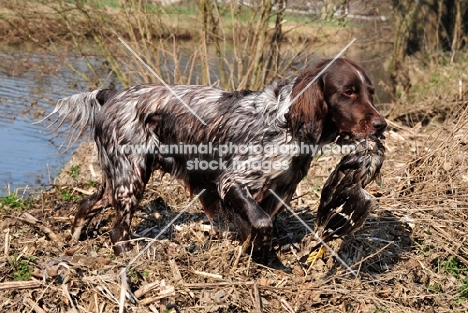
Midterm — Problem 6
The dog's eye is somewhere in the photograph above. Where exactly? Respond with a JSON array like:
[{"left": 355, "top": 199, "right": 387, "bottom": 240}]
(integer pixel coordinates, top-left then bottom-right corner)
[{"left": 343, "top": 89, "right": 354, "bottom": 96}]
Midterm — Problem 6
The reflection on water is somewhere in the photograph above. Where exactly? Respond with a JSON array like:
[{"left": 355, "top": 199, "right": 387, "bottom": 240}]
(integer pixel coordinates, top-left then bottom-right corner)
[
  {"left": 0, "top": 42, "right": 393, "bottom": 195},
  {"left": 0, "top": 51, "right": 114, "bottom": 195}
]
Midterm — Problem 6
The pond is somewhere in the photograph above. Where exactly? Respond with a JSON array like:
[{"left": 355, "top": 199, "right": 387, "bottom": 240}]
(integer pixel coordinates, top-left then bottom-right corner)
[{"left": 0, "top": 42, "right": 393, "bottom": 195}]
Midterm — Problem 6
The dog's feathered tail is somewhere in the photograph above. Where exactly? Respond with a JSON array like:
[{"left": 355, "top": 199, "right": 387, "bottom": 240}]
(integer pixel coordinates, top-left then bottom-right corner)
[
  {"left": 37, "top": 89, "right": 117, "bottom": 151},
  {"left": 40, "top": 90, "right": 101, "bottom": 150}
]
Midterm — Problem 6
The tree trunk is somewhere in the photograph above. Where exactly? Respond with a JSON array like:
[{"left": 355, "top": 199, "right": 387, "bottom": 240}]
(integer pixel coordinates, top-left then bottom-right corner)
[
  {"left": 264, "top": 0, "right": 285, "bottom": 85},
  {"left": 392, "top": 0, "right": 420, "bottom": 102}
]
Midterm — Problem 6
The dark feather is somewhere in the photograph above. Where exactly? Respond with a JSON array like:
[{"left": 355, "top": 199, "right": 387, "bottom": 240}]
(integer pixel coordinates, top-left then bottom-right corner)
[{"left": 314, "top": 137, "right": 385, "bottom": 244}]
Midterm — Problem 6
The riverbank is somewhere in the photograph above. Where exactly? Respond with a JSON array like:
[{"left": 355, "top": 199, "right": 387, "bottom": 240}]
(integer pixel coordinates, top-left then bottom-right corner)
[
  {"left": 0, "top": 1, "right": 363, "bottom": 46},
  {"left": 1, "top": 0, "right": 393, "bottom": 95}
]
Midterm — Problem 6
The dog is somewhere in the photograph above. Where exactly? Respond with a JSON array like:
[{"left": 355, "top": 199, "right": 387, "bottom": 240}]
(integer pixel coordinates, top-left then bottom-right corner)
[{"left": 44, "top": 58, "right": 387, "bottom": 255}]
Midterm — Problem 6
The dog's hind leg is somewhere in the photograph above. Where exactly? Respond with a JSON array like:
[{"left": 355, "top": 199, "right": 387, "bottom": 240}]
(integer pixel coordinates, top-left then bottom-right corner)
[
  {"left": 109, "top": 157, "right": 150, "bottom": 255},
  {"left": 71, "top": 179, "right": 111, "bottom": 241}
]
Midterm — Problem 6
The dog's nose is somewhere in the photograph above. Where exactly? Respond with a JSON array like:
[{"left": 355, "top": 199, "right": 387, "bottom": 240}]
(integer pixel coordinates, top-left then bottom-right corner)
[{"left": 372, "top": 118, "right": 387, "bottom": 132}]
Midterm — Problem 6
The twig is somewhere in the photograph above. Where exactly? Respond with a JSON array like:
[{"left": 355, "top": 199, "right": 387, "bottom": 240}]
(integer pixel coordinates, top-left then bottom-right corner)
[
  {"left": 138, "top": 280, "right": 175, "bottom": 306},
  {"left": 72, "top": 186, "right": 94, "bottom": 196},
  {"left": 122, "top": 189, "right": 205, "bottom": 272},
  {"left": 232, "top": 233, "right": 252, "bottom": 270},
  {"left": 119, "top": 269, "right": 138, "bottom": 313},
  {"left": 62, "top": 283, "right": 79, "bottom": 313},
  {"left": 119, "top": 269, "right": 127, "bottom": 313},
  {"left": 23, "top": 297, "right": 47, "bottom": 313},
  {"left": 138, "top": 285, "right": 175, "bottom": 305},
  {"left": 4, "top": 228, "right": 10, "bottom": 257},
  {"left": 193, "top": 270, "right": 223, "bottom": 280},
  {"left": 350, "top": 242, "right": 393, "bottom": 276},
  {"left": 0, "top": 280, "right": 42, "bottom": 290},
  {"left": 280, "top": 298, "right": 295, "bottom": 313},
  {"left": 232, "top": 245, "right": 243, "bottom": 269},
  {"left": 134, "top": 281, "right": 160, "bottom": 299},
  {"left": 96, "top": 285, "right": 120, "bottom": 304},
  {"left": 169, "top": 259, "right": 182, "bottom": 283},
  {"left": 250, "top": 283, "right": 263, "bottom": 313},
  {"left": 94, "top": 292, "right": 99, "bottom": 313},
  {"left": 4, "top": 214, "right": 58, "bottom": 241},
  {"left": 431, "top": 224, "right": 468, "bottom": 265},
  {"left": 182, "top": 281, "right": 255, "bottom": 289}
]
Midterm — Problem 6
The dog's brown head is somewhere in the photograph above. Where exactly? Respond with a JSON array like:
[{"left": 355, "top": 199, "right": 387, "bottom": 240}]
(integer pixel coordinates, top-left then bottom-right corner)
[{"left": 288, "top": 58, "right": 387, "bottom": 144}]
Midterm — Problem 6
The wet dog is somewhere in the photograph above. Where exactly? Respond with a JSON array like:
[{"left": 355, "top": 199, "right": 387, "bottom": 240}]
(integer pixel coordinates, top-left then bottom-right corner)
[{"left": 44, "top": 58, "right": 386, "bottom": 255}]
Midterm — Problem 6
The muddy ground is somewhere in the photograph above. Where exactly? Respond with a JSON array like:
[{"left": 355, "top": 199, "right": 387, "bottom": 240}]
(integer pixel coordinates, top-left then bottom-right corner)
[{"left": 1, "top": 112, "right": 467, "bottom": 312}]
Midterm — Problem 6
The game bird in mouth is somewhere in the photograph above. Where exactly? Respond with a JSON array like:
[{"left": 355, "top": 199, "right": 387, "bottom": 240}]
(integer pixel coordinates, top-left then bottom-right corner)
[{"left": 308, "top": 136, "right": 385, "bottom": 263}]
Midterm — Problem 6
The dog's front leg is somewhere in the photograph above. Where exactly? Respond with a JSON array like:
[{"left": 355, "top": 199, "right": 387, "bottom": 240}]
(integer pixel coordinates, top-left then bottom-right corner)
[{"left": 224, "top": 185, "right": 273, "bottom": 254}]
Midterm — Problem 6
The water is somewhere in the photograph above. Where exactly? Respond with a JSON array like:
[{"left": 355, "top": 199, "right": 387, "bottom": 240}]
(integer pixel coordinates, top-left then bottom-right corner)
[
  {"left": 0, "top": 43, "right": 393, "bottom": 195},
  {"left": 0, "top": 50, "right": 113, "bottom": 195}
]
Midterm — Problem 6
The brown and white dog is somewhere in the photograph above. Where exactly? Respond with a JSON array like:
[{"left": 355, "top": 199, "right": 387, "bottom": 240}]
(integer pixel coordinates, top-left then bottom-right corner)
[{"left": 45, "top": 58, "right": 386, "bottom": 255}]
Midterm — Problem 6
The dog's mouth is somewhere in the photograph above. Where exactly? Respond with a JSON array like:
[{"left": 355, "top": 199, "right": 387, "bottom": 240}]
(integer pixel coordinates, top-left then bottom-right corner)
[
  {"left": 336, "top": 131, "right": 385, "bottom": 145},
  {"left": 336, "top": 132, "right": 353, "bottom": 143}
]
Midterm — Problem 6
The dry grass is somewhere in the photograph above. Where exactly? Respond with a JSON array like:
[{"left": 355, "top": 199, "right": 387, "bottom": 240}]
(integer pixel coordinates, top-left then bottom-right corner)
[
  {"left": 389, "top": 55, "right": 468, "bottom": 126},
  {"left": 1, "top": 106, "right": 467, "bottom": 312}
]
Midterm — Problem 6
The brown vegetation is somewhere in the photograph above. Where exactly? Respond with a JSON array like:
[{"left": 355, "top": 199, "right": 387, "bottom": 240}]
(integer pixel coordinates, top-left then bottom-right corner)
[{"left": 0, "top": 0, "right": 355, "bottom": 91}]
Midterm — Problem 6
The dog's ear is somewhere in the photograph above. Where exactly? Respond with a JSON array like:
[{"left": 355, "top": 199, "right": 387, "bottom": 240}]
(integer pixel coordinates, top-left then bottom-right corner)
[{"left": 288, "top": 69, "right": 328, "bottom": 143}]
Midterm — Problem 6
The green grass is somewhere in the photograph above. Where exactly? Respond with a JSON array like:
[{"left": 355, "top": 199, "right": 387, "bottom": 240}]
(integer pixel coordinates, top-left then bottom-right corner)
[
  {"left": 63, "top": 0, "right": 199, "bottom": 14},
  {"left": 9, "top": 254, "right": 34, "bottom": 281},
  {"left": 0, "top": 194, "right": 30, "bottom": 210},
  {"left": 440, "top": 255, "right": 465, "bottom": 278},
  {"left": 436, "top": 256, "right": 468, "bottom": 302},
  {"left": 129, "top": 270, "right": 138, "bottom": 279},
  {"left": 87, "top": 180, "right": 97, "bottom": 188},
  {"left": 69, "top": 165, "right": 81, "bottom": 180},
  {"left": 89, "top": 0, "right": 120, "bottom": 9},
  {"left": 427, "top": 282, "right": 442, "bottom": 293},
  {"left": 128, "top": 269, "right": 151, "bottom": 282},
  {"left": 459, "top": 277, "right": 468, "bottom": 300},
  {"left": 61, "top": 188, "right": 83, "bottom": 201},
  {"left": 161, "top": 4, "right": 198, "bottom": 15}
]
